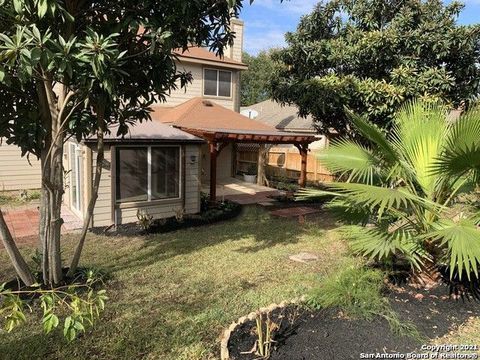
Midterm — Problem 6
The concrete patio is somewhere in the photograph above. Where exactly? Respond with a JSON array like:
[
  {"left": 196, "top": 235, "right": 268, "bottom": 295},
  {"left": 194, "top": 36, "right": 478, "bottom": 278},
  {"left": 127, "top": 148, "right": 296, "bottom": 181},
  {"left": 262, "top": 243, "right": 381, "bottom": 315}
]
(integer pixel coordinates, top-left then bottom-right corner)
[{"left": 202, "top": 177, "right": 283, "bottom": 205}]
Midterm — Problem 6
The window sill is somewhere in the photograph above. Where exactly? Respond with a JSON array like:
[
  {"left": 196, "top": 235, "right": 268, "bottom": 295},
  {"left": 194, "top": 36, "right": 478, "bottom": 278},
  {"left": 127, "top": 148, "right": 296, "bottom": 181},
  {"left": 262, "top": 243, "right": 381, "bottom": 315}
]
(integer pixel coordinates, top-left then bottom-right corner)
[
  {"left": 116, "top": 197, "right": 182, "bottom": 209},
  {"left": 202, "top": 95, "right": 233, "bottom": 101}
]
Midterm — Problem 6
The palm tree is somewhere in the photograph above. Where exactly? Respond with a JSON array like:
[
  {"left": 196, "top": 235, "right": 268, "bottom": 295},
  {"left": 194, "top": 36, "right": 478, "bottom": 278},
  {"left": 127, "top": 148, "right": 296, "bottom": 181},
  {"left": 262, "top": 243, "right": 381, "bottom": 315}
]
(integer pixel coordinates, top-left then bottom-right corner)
[{"left": 299, "top": 100, "right": 480, "bottom": 284}]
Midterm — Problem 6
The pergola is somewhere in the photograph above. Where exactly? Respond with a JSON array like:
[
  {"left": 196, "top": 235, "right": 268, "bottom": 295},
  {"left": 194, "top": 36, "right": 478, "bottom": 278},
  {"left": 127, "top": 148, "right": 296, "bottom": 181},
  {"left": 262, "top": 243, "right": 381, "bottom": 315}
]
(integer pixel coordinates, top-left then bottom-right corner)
[
  {"left": 150, "top": 97, "right": 319, "bottom": 202},
  {"left": 179, "top": 127, "right": 317, "bottom": 202}
]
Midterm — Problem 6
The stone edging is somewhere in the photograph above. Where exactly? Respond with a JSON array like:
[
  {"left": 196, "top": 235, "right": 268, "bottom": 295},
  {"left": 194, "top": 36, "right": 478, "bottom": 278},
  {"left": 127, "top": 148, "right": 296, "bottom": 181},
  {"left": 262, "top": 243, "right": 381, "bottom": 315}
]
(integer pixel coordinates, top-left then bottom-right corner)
[{"left": 220, "top": 296, "right": 306, "bottom": 360}]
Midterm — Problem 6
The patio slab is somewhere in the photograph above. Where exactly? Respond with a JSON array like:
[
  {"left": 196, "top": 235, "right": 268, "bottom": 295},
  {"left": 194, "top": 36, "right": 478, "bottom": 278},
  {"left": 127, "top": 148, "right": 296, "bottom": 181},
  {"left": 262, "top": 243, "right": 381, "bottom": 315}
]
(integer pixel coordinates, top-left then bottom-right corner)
[
  {"left": 202, "top": 177, "right": 283, "bottom": 205},
  {"left": 1, "top": 205, "right": 82, "bottom": 247}
]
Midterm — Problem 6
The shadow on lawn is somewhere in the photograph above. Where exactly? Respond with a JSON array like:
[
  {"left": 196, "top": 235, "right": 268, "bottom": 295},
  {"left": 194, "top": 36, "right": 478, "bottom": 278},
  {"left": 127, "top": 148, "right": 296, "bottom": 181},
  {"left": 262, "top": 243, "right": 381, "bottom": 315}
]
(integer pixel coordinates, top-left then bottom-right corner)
[{"left": 104, "top": 206, "right": 336, "bottom": 273}]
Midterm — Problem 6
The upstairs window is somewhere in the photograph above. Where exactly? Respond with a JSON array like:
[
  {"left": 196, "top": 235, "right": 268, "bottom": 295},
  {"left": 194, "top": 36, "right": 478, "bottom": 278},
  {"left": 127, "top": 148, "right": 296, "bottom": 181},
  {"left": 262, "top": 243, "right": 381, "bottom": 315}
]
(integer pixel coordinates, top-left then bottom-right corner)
[{"left": 204, "top": 69, "right": 232, "bottom": 97}]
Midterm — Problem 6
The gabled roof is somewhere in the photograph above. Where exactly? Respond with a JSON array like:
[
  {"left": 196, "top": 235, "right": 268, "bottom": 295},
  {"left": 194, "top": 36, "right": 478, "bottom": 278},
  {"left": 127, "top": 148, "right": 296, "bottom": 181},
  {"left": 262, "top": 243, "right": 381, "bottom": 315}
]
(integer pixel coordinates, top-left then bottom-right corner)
[
  {"left": 241, "top": 99, "right": 316, "bottom": 132},
  {"left": 173, "top": 47, "right": 247, "bottom": 70}
]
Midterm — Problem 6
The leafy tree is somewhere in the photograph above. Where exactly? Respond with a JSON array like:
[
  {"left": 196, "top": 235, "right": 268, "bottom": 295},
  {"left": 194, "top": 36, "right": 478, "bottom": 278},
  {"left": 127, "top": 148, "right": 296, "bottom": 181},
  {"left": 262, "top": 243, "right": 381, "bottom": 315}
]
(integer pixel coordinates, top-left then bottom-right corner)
[
  {"left": 270, "top": 0, "right": 480, "bottom": 136},
  {"left": 0, "top": 0, "right": 244, "bottom": 288},
  {"left": 299, "top": 100, "right": 480, "bottom": 284},
  {"left": 241, "top": 50, "right": 278, "bottom": 106}
]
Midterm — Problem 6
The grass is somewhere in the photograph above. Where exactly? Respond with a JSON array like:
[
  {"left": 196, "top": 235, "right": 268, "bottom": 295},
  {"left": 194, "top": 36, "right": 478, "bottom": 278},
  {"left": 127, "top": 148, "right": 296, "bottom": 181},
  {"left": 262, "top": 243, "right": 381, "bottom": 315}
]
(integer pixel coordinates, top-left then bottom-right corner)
[
  {"left": 0, "top": 190, "right": 41, "bottom": 207},
  {"left": 0, "top": 207, "right": 347, "bottom": 360},
  {"left": 0, "top": 206, "right": 479, "bottom": 359}
]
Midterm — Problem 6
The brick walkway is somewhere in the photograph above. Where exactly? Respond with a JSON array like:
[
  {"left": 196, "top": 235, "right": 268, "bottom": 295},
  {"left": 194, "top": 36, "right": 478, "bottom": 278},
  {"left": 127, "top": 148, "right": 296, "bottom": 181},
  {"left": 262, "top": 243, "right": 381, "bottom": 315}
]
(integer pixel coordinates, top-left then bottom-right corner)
[{"left": 1, "top": 205, "right": 83, "bottom": 247}]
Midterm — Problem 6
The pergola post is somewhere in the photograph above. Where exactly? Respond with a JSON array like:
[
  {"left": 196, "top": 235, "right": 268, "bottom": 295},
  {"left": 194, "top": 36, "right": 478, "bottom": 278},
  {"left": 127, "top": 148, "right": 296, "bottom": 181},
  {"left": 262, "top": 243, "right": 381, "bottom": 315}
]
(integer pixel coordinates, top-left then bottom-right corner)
[
  {"left": 295, "top": 143, "right": 309, "bottom": 188},
  {"left": 209, "top": 141, "right": 217, "bottom": 203}
]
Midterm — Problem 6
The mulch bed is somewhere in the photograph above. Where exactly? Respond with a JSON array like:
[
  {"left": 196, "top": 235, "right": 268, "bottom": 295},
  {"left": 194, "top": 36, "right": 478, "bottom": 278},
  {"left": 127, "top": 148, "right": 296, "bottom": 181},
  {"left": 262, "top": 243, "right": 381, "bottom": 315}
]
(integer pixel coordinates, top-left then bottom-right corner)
[
  {"left": 228, "top": 284, "right": 480, "bottom": 360},
  {"left": 91, "top": 200, "right": 242, "bottom": 237}
]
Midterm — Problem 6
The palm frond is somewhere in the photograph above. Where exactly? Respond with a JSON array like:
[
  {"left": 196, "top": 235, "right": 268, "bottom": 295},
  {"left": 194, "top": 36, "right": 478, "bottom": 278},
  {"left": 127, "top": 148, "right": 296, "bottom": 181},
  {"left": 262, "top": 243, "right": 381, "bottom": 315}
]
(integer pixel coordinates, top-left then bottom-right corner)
[
  {"left": 345, "top": 108, "right": 398, "bottom": 164},
  {"left": 391, "top": 100, "right": 448, "bottom": 199},
  {"left": 433, "top": 106, "right": 480, "bottom": 181},
  {"left": 342, "top": 225, "right": 427, "bottom": 269},
  {"left": 317, "top": 139, "right": 384, "bottom": 184},
  {"left": 428, "top": 219, "right": 480, "bottom": 280},
  {"left": 324, "top": 182, "right": 428, "bottom": 218},
  {"left": 324, "top": 198, "right": 373, "bottom": 225}
]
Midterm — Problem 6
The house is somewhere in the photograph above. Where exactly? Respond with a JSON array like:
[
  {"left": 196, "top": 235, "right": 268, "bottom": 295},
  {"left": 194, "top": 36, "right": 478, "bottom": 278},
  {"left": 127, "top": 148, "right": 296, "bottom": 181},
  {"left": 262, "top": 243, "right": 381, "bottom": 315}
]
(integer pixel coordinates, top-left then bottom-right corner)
[
  {"left": 241, "top": 99, "right": 328, "bottom": 150},
  {"left": 238, "top": 99, "right": 332, "bottom": 183},
  {"left": 3, "top": 19, "right": 318, "bottom": 228},
  {"left": 0, "top": 141, "right": 41, "bottom": 191}
]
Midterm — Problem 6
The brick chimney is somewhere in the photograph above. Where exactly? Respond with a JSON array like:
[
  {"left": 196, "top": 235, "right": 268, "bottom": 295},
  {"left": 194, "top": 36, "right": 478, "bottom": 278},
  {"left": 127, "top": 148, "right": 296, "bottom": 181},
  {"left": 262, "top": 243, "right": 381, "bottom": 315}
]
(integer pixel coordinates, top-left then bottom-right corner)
[{"left": 225, "top": 18, "right": 244, "bottom": 62}]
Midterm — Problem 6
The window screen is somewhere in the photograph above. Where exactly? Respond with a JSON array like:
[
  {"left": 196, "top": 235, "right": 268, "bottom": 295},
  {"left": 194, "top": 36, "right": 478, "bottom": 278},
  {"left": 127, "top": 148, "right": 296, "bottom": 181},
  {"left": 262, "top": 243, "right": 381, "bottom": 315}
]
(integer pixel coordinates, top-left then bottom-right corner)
[
  {"left": 116, "top": 148, "right": 148, "bottom": 203},
  {"left": 151, "top": 147, "right": 180, "bottom": 199},
  {"left": 218, "top": 71, "right": 232, "bottom": 97},
  {"left": 204, "top": 69, "right": 218, "bottom": 96}
]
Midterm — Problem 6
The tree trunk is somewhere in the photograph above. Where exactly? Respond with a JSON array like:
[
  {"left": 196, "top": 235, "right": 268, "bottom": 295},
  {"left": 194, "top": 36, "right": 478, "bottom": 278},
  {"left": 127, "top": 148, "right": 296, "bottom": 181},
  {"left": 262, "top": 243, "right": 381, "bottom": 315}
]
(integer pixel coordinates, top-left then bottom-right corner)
[
  {"left": 257, "top": 144, "right": 270, "bottom": 187},
  {"left": 37, "top": 76, "right": 67, "bottom": 286},
  {"left": 39, "top": 134, "right": 65, "bottom": 286},
  {"left": 0, "top": 209, "right": 35, "bottom": 286},
  {"left": 68, "top": 110, "right": 105, "bottom": 276}
]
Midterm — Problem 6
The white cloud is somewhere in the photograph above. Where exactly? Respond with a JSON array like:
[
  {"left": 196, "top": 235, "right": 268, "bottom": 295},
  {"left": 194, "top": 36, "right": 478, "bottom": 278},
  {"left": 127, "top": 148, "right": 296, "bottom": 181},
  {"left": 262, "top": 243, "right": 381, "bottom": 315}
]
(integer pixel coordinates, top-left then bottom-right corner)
[{"left": 244, "top": 28, "right": 286, "bottom": 54}]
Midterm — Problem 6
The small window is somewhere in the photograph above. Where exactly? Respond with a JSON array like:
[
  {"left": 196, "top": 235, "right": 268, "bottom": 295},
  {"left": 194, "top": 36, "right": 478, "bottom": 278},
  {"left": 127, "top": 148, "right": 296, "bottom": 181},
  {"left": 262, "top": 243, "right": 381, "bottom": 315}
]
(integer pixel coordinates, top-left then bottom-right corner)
[
  {"left": 116, "top": 148, "right": 148, "bottom": 203},
  {"left": 203, "top": 68, "right": 232, "bottom": 97},
  {"left": 204, "top": 69, "right": 218, "bottom": 96}
]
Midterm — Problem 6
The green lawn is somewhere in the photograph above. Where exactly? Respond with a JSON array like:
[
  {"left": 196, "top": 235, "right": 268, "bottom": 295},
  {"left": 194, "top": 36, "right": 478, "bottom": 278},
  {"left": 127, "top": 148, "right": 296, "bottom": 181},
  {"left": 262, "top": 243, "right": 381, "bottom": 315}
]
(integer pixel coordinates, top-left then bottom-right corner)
[
  {"left": 0, "top": 190, "right": 40, "bottom": 208},
  {"left": 0, "top": 206, "right": 479, "bottom": 359},
  {"left": 0, "top": 207, "right": 347, "bottom": 360}
]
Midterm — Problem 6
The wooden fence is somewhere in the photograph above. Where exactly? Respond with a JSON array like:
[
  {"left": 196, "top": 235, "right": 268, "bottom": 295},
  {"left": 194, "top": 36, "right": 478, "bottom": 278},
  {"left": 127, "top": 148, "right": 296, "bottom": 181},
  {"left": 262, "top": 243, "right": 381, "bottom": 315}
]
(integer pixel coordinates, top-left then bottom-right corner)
[{"left": 236, "top": 146, "right": 333, "bottom": 184}]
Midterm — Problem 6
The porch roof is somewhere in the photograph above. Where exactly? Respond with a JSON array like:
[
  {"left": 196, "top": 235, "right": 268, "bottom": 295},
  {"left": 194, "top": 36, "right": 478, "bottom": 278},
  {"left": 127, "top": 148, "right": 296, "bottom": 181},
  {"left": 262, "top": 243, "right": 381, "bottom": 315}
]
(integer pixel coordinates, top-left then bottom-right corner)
[
  {"left": 151, "top": 98, "right": 318, "bottom": 144},
  {"left": 84, "top": 120, "right": 204, "bottom": 144}
]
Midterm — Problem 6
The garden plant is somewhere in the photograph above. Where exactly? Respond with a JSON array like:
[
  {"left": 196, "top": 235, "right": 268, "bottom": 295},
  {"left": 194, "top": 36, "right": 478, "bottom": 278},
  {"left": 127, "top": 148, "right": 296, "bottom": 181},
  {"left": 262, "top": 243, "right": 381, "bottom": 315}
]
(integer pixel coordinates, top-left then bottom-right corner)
[{"left": 299, "top": 100, "right": 480, "bottom": 285}]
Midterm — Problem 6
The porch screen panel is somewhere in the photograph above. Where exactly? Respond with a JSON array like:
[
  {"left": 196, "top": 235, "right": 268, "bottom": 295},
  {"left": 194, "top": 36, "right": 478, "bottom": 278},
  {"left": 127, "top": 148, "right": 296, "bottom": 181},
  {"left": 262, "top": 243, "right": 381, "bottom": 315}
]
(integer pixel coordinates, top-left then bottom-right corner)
[
  {"left": 218, "top": 71, "right": 231, "bottom": 97},
  {"left": 116, "top": 148, "right": 148, "bottom": 203},
  {"left": 204, "top": 69, "right": 218, "bottom": 96},
  {"left": 151, "top": 147, "right": 180, "bottom": 199}
]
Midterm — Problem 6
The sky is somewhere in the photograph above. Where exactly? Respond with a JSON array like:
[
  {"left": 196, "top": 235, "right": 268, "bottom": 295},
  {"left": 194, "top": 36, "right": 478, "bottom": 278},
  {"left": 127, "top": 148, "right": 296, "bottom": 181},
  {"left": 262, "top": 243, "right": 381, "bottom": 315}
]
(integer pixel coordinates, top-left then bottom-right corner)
[{"left": 240, "top": 0, "right": 480, "bottom": 55}]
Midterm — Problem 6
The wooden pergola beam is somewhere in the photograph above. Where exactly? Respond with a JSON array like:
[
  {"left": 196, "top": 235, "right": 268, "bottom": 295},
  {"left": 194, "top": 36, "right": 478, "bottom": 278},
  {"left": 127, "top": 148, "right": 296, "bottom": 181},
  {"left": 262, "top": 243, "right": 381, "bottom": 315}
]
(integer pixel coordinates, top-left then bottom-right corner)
[{"left": 294, "top": 143, "right": 310, "bottom": 188}]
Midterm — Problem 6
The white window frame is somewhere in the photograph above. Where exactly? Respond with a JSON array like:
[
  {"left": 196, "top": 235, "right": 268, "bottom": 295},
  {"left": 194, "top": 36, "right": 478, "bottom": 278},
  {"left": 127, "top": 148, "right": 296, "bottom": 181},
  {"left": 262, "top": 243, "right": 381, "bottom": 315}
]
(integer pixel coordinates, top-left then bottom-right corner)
[
  {"left": 203, "top": 68, "right": 232, "bottom": 98},
  {"left": 115, "top": 145, "right": 182, "bottom": 205}
]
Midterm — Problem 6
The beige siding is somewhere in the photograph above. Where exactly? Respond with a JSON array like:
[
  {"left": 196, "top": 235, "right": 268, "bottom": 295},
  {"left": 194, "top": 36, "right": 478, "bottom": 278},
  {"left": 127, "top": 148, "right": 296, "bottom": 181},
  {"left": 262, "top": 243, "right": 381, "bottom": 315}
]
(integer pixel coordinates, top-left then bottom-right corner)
[
  {"left": 225, "top": 19, "right": 244, "bottom": 63},
  {"left": 200, "top": 143, "right": 233, "bottom": 182},
  {"left": 91, "top": 144, "right": 113, "bottom": 227},
  {"left": 161, "top": 62, "right": 239, "bottom": 111},
  {"left": 0, "top": 141, "right": 41, "bottom": 191},
  {"left": 184, "top": 145, "right": 201, "bottom": 213},
  {"left": 90, "top": 143, "right": 201, "bottom": 227}
]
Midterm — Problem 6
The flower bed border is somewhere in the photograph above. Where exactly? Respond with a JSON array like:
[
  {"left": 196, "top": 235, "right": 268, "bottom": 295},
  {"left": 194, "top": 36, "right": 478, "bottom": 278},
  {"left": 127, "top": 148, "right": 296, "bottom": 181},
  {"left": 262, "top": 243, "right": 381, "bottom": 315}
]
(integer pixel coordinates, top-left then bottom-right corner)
[{"left": 220, "top": 296, "right": 306, "bottom": 360}]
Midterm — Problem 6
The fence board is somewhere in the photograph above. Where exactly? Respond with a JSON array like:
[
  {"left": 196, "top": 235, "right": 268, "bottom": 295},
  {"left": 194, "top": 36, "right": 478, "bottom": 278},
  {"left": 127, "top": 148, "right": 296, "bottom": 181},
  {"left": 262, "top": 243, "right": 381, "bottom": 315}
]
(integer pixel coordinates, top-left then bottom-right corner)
[{"left": 237, "top": 146, "right": 333, "bottom": 184}]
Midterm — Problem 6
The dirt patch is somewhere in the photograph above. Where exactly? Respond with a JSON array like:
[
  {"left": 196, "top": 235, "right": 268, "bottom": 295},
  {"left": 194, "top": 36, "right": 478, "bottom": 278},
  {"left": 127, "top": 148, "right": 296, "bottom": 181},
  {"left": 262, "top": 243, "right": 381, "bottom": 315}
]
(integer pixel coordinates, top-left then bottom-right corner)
[{"left": 228, "top": 285, "right": 480, "bottom": 360}]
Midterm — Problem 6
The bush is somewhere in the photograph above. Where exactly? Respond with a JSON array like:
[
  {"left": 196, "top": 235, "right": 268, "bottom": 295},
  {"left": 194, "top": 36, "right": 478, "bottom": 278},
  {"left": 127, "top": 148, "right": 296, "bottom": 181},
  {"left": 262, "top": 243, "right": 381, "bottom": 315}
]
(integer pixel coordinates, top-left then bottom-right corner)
[
  {"left": 307, "top": 263, "right": 385, "bottom": 319},
  {"left": 147, "top": 200, "right": 242, "bottom": 234},
  {"left": 306, "top": 263, "right": 421, "bottom": 337}
]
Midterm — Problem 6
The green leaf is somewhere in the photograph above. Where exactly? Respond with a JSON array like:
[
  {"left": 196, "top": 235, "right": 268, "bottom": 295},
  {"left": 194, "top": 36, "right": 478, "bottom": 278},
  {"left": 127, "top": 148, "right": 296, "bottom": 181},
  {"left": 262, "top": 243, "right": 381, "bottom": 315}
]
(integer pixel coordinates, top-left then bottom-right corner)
[
  {"left": 429, "top": 219, "right": 480, "bottom": 280},
  {"left": 342, "top": 225, "right": 428, "bottom": 269},
  {"left": 13, "top": 0, "right": 24, "bottom": 14},
  {"left": 346, "top": 108, "right": 398, "bottom": 164},
  {"left": 317, "top": 139, "right": 384, "bottom": 184},
  {"left": 38, "top": 0, "right": 48, "bottom": 18}
]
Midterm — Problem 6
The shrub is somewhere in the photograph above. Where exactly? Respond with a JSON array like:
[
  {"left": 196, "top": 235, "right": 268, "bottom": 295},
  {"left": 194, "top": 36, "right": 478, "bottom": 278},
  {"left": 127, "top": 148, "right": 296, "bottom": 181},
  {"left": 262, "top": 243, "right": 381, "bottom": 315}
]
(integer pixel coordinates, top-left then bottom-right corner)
[
  {"left": 307, "top": 264, "right": 385, "bottom": 319},
  {"left": 306, "top": 263, "right": 421, "bottom": 337},
  {"left": 299, "top": 100, "right": 480, "bottom": 282}
]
